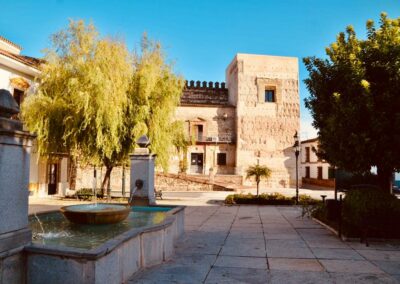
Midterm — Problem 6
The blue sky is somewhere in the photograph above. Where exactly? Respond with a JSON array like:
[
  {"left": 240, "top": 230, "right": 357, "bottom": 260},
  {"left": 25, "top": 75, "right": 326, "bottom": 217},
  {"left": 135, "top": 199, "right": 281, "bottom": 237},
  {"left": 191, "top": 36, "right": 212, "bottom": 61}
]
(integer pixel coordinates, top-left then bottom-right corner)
[{"left": 1, "top": 0, "right": 399, "bottom": 139}]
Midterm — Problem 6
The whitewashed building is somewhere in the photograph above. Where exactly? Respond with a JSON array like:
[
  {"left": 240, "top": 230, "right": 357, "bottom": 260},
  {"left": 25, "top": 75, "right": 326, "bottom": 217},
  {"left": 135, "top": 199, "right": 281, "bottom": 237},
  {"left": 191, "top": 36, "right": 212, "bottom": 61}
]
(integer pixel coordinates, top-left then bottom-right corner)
[{"left": 300, "top": 137, "right": 335, "bottom": 188}]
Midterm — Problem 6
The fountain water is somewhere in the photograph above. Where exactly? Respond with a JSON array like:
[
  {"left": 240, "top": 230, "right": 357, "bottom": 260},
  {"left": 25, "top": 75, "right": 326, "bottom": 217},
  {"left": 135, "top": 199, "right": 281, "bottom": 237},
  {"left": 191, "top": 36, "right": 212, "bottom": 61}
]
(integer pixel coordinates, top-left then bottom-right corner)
[
  {"left": 34, "top": 213, "right": 45, "bottom": 234},
  {"left": 93, "top": 166, "right": 97, "bottom": 206}
]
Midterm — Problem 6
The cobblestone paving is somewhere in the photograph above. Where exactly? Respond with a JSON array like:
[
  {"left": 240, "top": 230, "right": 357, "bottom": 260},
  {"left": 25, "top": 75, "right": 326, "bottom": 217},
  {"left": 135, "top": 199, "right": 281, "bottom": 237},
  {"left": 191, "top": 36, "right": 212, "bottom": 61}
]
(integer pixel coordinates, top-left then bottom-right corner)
[{"left": 129, "top": 206, "right": 400, "bottom": 283}]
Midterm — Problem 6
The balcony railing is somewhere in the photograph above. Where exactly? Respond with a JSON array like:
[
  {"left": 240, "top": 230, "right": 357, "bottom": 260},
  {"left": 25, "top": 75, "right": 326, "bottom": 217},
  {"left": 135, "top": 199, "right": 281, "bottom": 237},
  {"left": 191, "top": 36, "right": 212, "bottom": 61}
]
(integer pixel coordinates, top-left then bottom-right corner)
[{"left": 193, "top": 133, "right": 234, "bottom": 143}]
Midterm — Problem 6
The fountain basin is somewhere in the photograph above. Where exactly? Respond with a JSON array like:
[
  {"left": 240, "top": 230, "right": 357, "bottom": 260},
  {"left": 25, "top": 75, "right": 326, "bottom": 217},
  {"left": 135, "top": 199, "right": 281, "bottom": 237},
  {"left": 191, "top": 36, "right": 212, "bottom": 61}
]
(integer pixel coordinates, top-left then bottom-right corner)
[
  {"left": 26, "top": 205, "right": 185, "bottom": 284},
  {"left": 60, "top": 203, "right": 130, "bottom": 225}
]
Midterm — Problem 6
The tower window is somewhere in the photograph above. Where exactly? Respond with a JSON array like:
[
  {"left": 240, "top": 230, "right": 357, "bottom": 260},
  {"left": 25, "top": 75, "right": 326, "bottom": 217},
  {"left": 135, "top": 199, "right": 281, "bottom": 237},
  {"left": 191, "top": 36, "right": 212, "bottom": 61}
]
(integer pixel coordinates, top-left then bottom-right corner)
[
  {"left": 264, "top": 90, "right": 275, "bottom": 102},
  {"left": 217, "top": 153, "right": 227, "bottom": 166}
]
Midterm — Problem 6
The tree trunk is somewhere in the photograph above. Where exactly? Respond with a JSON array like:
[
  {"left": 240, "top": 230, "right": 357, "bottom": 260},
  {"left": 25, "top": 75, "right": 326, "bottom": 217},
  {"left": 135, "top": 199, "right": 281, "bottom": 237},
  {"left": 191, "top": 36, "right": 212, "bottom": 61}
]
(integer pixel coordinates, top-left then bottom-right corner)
[
  {"left": 377, "top": 166, "right": 393, "bottom": 194},
  {"left": 68, "top": 155, "right": 77, "bottom": 191},
  {"left": 256, "top": 181, "right": 260, "bottom": 197},
  {"left": 101, "top": 165, "right": 113, "bottom": 198}
]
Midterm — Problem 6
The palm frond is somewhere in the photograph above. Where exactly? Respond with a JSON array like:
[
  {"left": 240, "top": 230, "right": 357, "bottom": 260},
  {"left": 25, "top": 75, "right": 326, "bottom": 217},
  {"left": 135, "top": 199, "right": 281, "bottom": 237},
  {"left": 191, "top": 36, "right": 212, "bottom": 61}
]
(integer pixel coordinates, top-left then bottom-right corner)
[{"left": 246, "top": 165, "right": 272, "bottom": 181}]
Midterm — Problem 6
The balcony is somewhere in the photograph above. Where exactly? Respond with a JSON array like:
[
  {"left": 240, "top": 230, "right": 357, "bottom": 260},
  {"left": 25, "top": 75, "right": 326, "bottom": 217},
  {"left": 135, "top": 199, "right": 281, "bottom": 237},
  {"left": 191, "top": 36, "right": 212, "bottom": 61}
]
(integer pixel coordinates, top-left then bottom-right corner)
[{"left": 193, "top": 133, "right": 235, "bottom": 144}]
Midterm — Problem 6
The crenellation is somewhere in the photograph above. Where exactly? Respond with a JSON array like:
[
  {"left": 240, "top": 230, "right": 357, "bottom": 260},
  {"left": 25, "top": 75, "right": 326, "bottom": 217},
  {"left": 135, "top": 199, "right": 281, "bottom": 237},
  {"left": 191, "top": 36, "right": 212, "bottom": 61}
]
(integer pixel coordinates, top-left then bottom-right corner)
[{"left": 181, "top": 80, "right": 229, "bottom": 106}]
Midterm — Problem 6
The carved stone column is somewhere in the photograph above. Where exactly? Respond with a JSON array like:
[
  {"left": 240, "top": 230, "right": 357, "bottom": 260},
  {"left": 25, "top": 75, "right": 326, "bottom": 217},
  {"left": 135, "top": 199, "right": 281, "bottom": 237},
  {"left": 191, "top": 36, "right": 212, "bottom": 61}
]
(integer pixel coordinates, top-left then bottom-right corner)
[
  {"left": 129, "top": 135, "right": 156, "bottom": 206},
  {"left": 0, "top": 89, "right": 35, "bottom": 283}
]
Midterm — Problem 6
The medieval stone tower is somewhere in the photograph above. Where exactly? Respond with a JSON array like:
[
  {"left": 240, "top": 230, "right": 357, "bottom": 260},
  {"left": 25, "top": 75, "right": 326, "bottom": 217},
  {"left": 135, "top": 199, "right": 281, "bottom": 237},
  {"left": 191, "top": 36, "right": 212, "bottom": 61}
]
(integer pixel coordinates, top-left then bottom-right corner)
[{"left": 226, "top": 54, "right": 300, "bottom": 187}]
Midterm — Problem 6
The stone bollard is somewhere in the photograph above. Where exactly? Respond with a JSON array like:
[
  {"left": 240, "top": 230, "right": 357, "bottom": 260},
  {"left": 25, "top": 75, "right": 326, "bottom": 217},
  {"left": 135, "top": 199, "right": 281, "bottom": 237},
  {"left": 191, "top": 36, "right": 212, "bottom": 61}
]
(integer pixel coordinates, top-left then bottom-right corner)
[
  {"left": 129, "top": 135, "right": 156, "bottom": 206},
  {"left": 0, "top": 89, "right": 35, "bottom": 283}
]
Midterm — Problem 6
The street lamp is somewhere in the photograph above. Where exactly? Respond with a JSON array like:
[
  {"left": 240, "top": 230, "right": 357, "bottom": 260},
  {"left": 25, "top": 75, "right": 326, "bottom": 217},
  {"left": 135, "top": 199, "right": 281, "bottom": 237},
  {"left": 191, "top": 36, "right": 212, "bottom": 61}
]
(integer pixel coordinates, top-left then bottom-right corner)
[{"left": 293, "top": 131, "right": 300, "bottom": 204}]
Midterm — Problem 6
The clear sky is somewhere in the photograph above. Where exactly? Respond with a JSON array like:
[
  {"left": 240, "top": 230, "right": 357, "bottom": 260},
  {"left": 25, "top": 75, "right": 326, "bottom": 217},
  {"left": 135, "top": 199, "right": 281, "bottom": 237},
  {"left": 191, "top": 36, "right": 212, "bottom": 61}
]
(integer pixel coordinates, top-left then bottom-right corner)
[{"left": 1, "top": 0, "right": 399, "bottom": 139}]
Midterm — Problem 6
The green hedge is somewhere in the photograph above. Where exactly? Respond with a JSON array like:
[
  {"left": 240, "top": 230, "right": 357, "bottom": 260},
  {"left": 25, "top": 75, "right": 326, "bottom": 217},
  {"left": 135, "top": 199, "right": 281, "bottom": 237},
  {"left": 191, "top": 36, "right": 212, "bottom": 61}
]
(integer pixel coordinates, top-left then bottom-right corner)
[
  {"left": 312, "top": 188, "right": 400, "bottom": 238},
  {"left": 342, "top": 188, "right": 400, "bottom": 238},
  {"left": 225, "top": 193, "right": 320, "bottom": 205}
]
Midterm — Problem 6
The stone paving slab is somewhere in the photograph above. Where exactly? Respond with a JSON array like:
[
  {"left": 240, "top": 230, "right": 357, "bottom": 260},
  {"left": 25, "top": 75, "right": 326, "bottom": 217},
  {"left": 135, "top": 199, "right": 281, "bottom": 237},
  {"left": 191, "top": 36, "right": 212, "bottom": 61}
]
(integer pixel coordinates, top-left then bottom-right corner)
[
  {"left": 306, "top": 238, "right": 350, "bottom": 249},
  {"left": 357, "top": 249, "right": 400, "bottom": 261},
  {"left": 328, "top": 272, "right": 398, "bottom": 283},
  {"left": 349, "top": 241, "right": 400, "bottom": 251},
  {"left": 266, "top": 239, "right": 308, "bottom": 248},
  {"left": 267, "top": 246, "right": 315, "bottom": 259},
  {"left": 311, "top": 248, "right": 364, "bottom": 260},
  {"left": 220, "top": 243, "right": 267, "bottom": 257},
  {"left": 373, "top": 260, "right": 400, "bottom": 275},
  {"left": 264, "top": 233, "right": 302, "bottom": 240},
  {"left": 214, "top": 255, "right": 267, "bottom": 269},
  {"left": 205, "top": 267, "right": 269, "bottom": 284},
  {"left": 268, "top": 258, "right": 324, "bottom": 272},
  {"left": 269, "top": 270, "right": 333, "bottom": 284},
  {"left": 228, "top": 231, "right": 265, "bottom": 240},
  {"left": 129, "top": 205, "right": 400, "bottom": 283},
  {"left": 319, "top": 259, "right": 385, "bottom": 274}
]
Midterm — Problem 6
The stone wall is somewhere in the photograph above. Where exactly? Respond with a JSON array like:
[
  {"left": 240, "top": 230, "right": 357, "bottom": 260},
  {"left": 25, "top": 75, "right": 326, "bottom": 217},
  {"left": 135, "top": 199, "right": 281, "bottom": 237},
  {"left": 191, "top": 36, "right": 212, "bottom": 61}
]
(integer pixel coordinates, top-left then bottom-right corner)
[
  {"left": 181, "top": 81, "right": 229, "bottom": 105},
  {"left": 302, "top": 177, "right": 335, "bottom": 188},
  {"left": 155, "top": 173, "right": 230, "bottom": 191},
  {"left": 226, "top": 54, "right": 300, "bottom": 188},
  {"left": 76, "top": 165, "right": 238, "bottom": 193}
]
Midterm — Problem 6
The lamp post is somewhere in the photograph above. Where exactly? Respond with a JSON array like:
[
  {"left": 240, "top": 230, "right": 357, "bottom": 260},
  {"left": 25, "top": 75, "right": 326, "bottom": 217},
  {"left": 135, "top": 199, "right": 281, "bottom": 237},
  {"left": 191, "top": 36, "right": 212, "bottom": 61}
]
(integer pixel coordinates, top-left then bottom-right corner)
[{"left": 293, "top": 131, "right": 300, "bottom": 205}]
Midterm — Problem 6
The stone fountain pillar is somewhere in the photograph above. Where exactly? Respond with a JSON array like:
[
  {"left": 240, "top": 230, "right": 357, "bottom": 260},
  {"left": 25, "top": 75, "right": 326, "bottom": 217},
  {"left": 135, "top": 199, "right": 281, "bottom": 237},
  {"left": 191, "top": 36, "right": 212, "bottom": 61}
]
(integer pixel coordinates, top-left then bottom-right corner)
[
  {"left": 0, "top": 89, "right": 35, "bottom": 283},
  {"left": 129, "top": 135, "right": 156, "bottom": 206}
]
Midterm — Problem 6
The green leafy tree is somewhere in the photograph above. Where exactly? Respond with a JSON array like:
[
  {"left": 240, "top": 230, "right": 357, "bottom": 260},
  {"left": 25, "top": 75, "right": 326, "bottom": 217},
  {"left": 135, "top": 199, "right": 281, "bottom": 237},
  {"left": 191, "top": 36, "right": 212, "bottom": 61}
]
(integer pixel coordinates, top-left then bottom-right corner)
[
  {"left": 304, "top": 13, "right": 400, "bottom": 193},
  {"left": 22, "top": 20, "right": 133, "bottom": 195},
  {"left": 22, "top": 21, "right": 184, "bottom": 196},
  {"left": 246, "top": 164, "right": 272, "bottom": 196},
  {"left": 129, "top": 36, "right": 184, "bottom": 170}
]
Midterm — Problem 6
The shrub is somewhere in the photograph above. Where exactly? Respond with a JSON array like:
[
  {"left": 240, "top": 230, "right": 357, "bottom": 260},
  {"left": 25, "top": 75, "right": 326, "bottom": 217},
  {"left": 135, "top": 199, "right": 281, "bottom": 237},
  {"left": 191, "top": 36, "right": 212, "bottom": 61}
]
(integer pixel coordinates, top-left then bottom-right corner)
[
  {"left": 299, "top": 194, "right": 321, "bottom": 205},
  {"left": 224, "top": 193, "right": 319, "bottom": 206},
  {"left": 342, "top": 188, "right": 400, "bottom": 237},
  {"left": 75, "top": 188, "right": 102, "bottom": 200}
]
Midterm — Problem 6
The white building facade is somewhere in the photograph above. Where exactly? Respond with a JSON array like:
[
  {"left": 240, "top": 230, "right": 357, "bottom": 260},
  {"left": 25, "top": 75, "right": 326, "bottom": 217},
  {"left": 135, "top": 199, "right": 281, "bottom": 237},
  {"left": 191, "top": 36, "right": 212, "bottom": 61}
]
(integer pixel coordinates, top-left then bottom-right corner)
[{"left": 300, "top": 138, "right": 335, "bottom": 188}]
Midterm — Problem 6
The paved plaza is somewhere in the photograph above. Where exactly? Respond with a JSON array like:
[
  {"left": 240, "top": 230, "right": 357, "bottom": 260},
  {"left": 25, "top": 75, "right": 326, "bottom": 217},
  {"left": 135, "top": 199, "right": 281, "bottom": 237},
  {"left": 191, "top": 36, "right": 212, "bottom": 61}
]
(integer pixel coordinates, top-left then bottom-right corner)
[
  {"left": 28, "top": 198, "right": 400, "bottom": 283},
  {"left": 129, "top": 205, "right": 400, "bottom": 283}
]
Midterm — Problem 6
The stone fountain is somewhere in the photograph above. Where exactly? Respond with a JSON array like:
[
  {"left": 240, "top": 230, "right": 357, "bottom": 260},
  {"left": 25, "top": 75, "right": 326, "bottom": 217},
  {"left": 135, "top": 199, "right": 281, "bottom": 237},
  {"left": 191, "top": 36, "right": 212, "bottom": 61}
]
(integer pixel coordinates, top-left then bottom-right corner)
[
  {"left": 59, "top": 135, "right": 156, "bottom": 225},
  {"left": 60, "top": 204, "right": 130, "bottom": 225},
  {"left": 0, "top": 90, "right": 185, "bottom": 284}
]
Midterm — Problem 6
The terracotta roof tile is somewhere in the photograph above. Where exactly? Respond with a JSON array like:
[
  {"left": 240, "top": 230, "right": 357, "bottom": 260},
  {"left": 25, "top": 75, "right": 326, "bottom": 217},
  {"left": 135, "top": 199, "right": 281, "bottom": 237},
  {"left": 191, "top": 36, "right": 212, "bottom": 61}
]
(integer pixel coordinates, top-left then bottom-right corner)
[
  {"left": 0, "top": 35, "right": 22, "bottom": 50},
  {"left": 0, "top": 49, "right": 42, "bottom": 69}
]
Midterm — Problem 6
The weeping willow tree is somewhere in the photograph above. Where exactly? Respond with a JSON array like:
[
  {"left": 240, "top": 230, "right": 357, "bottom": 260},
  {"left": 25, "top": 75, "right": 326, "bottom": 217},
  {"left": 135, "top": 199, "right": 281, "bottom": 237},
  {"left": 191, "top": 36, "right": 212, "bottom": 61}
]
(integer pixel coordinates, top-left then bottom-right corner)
[
  {"left": 22, "top": 21, "right": 185, "bottom": 195},
  {"left": 22, "top": 20, "right": 134, "bottom": 195},
  {"left": 130, "top": 36, "right": 185, "bottom": 170}
]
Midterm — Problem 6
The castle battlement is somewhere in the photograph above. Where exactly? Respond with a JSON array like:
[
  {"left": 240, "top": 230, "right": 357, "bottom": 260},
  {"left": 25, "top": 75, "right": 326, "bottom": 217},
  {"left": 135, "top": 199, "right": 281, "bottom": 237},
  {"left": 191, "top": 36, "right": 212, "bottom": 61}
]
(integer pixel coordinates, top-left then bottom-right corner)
[
  {"left": 181, "top": 80, "right": 230, "bottom": 106},
  {"left": 185, "top": 80, "right": 226, "bottom": 89}
]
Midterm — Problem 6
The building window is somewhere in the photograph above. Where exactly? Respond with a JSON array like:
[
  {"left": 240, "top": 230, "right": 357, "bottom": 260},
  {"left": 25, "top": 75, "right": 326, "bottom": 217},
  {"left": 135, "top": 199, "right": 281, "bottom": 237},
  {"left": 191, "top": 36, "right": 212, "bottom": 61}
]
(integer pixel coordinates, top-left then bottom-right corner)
[
  {"left": 13, "top": 89, "right": 24, "bottom": 106},
  {"left": 305, "top": 147, "right": 310, "bottom": 162},
  {"left": 317, "top": 167, "right": 323, "bottom": 179},
  {"left": 328, "top": 167, "right": 335, "bottom": 179},
  {"left": 217, "top": 153, "right": 227, "bottom": 166},
  {"left": 305, "top": 166, "right": 310, "bottom": 178},
  {"left": 264, "top": 90, "right": 275, "bottom": 102},
  {"left": 195, "top": 125, "right": 203, "bottom": 141}
]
